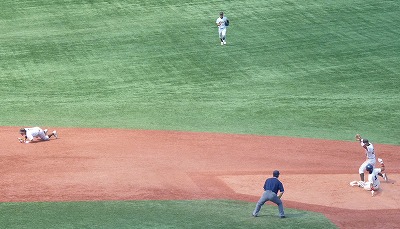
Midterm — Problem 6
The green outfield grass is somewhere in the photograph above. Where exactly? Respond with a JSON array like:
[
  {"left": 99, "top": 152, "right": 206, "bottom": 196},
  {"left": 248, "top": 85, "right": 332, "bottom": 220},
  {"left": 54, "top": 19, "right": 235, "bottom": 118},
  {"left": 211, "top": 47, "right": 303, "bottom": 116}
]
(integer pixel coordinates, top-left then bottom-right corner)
[
  {"left": 0, "top": 200, "right": 336, "bottom": 229},
  {"left": 1, "top": 0, "right": 399, "bottom": 144}
]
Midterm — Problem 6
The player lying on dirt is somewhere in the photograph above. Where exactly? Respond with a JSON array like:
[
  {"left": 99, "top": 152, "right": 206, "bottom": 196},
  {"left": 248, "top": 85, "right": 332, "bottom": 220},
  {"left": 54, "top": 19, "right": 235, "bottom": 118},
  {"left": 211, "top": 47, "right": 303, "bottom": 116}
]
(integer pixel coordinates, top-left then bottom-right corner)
[{"left": 18, "top": 127, "right": 58, "bottom": 143}]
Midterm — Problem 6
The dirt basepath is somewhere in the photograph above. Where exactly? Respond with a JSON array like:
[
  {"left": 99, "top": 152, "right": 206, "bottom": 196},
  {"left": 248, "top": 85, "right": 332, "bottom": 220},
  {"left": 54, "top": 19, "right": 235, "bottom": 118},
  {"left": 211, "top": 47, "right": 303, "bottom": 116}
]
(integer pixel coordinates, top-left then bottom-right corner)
[{"left": 1, "top": 127, "right": 399, "bottom": 228}]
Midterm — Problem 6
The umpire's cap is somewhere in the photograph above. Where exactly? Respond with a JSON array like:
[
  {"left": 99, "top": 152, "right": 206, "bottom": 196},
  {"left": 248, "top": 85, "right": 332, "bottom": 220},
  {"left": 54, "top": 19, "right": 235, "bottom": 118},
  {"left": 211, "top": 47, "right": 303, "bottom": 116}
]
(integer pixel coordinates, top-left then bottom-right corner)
[{"left": 273, "top": 170, "right": 280, "bottom": 178}]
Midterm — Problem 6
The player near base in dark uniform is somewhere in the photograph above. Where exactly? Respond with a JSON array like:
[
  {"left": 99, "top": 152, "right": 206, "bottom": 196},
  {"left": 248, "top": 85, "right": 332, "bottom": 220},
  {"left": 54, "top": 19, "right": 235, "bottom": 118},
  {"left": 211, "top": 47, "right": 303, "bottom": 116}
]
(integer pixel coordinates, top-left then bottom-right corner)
[{"left": 252, "top": 170, "right": 285, "bottom": 218}]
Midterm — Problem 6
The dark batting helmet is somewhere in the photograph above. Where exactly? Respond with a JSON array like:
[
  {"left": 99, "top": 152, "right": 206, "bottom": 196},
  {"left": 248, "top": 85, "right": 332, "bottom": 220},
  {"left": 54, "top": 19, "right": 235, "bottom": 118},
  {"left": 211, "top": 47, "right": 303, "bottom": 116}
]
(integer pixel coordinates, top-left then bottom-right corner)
[{"left": 366, "top": 164, "right": 373, "bottom": 174}]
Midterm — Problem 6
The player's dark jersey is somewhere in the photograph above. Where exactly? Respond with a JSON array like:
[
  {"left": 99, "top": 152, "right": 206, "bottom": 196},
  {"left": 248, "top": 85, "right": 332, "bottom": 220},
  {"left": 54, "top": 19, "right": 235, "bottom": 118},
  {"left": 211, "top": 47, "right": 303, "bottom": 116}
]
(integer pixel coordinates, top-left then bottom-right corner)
[{"left": 263, "top": 177, "right": 284, "bottom": 194}]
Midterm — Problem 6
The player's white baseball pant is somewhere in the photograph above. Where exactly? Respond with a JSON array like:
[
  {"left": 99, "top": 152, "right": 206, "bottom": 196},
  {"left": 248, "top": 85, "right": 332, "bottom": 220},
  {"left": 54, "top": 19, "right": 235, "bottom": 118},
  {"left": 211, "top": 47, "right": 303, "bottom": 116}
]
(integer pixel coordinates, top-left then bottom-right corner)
[
  {"left": 359, "top": 158, "right": 376, "bottom": 174},
  {"left": 219, "top": 28, "right": 226, "bottom": 40}
]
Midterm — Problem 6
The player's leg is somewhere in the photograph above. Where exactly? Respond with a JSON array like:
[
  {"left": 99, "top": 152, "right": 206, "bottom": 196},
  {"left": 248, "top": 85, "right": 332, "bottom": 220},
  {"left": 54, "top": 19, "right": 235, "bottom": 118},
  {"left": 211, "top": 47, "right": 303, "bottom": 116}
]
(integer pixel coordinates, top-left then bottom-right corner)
[
  {"left": 363, "top": 182, "right": 372, "bottom": 191},
  {"left": 47, "top": 130, "right": 58, "bottom": 139},
  {"left": 369, "top": 159, "right": 376, "bottom": 166},
  {"left": 219, "top": 30, "right": 223, "bottom": 45},
  {"left": 253, "top": 191, "right": 268, "bottom": 216},
  {"left": 359, "top": 173, "right": 364, "bottom": 181},
  {"left": 359, "top": 161, "right": 369, "bottom": 181},
  {"left": 269, "top": 192, "right": 285, "bottom": 217},
  {"left": 38, "top": 130, "right": 50, "bottom": 141},
  {"left": 221, "top": 29, "right": 227, "bottom": 44},
  {"left": 349, "top": 180, "right": 364, "bottom": 187}
]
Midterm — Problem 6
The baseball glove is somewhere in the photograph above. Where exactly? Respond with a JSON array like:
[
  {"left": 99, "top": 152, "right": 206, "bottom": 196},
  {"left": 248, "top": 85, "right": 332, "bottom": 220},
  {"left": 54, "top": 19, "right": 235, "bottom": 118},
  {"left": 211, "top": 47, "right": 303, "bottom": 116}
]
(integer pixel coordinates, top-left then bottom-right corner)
[
  {"left": 225, "top": 19, "right": 229, "bottom": 26},
  {"left": 18, "top": 138, "right": 24, "bottom": 143},
  {"left": 355, "top": 134, "right": 361, "bottom": 141}
]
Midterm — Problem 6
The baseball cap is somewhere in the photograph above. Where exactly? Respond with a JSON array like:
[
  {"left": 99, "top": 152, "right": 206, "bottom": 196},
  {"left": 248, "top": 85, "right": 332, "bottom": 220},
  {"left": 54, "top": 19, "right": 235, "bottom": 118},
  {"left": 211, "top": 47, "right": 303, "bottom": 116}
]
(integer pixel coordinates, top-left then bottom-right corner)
[{"left": 273, "top": 170, "right": 280, "bottom": 177}]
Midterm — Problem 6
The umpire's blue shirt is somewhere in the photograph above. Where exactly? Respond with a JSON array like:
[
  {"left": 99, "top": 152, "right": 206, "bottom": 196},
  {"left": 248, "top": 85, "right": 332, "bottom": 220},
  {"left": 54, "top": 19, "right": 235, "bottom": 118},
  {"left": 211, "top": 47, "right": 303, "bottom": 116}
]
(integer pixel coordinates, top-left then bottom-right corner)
[{"left": 263, "top": 177, "right": 284, "bottom": 194}]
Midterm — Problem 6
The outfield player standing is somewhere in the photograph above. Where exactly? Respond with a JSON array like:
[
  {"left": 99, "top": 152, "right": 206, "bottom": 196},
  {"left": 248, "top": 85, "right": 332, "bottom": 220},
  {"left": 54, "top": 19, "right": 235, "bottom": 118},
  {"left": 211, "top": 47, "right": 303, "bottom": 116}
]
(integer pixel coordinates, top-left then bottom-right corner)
[{"left": 216, "top": 12, "right": 229, "bottom": 45}]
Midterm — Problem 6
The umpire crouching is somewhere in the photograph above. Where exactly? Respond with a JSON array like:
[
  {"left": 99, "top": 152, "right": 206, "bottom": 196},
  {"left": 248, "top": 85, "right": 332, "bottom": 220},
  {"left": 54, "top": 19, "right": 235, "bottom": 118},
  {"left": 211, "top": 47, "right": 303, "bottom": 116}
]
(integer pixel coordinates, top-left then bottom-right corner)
[{"left": 252, "top": 170, "right": 285, "bottom": 218}]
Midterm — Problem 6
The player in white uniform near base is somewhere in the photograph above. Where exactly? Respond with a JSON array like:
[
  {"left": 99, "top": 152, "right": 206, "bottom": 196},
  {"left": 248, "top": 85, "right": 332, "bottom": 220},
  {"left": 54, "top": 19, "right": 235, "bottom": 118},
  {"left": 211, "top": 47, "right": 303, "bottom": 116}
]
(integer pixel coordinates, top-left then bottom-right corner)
[
  {"left": 19, "top": 127, "right": 58, "bottom": 143},
  {"left": 216, "top": 12, "right": 229, "bottom": 45},
  {"left": 350, "top": 159, "right": 386, "bottom": 197},
  {"left": 355, "top": 134, "right": 387, "bottom": 182}
]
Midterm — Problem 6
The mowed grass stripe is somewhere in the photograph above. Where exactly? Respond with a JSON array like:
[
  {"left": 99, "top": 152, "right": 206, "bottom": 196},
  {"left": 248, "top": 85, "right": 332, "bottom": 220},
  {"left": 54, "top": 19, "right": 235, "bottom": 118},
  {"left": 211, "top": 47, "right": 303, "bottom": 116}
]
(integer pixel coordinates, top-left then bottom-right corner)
[
  {"left": 0, "top": 200, "right": 337, "bottom": 229},
  {"left": 0, "top": 0, "right": 399, "bottom": 144}
]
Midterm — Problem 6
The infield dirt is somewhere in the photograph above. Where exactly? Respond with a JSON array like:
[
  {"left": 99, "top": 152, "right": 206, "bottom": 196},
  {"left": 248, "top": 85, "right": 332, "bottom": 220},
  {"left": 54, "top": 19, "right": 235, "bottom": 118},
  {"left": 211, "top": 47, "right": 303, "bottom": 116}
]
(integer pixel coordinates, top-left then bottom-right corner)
[{"left": 1, "top": 127, "right": 399, "bottom": 228}]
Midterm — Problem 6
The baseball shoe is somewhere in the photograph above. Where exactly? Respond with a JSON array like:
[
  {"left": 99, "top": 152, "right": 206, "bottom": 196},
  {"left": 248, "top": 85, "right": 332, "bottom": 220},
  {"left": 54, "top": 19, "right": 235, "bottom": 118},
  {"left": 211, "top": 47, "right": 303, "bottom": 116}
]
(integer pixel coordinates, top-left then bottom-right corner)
[
  {"left": 252, "top": 213, "right": 258, "bottom": 217},
  {"left": 44, "top": 129, "right": 48, "bottom": 135},
  {"left": 221, "top": 41, "right": 224, "bottom": 45},
  {"left": 280, "top": 216, "right": 286, "bottom": 218},
  {"left": 52, "top": 130, "right": 58, "bottom": 139},
  {"left": 383, "top": 173, "right": 388, "bottom": 181},
  {"left": 223, "top": 40, "right": 226, "bottom": 45}
]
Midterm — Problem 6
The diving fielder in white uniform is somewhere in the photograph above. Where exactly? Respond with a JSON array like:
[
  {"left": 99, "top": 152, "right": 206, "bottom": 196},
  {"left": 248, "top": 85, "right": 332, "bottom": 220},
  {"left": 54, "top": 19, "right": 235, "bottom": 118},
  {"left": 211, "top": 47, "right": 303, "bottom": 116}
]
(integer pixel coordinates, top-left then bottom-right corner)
[
  {"left": 216, "top": 12, "right": 229, "bottom": 45},
  {"left": 19, "top": 127, "right": 58, "bottom": 143}
]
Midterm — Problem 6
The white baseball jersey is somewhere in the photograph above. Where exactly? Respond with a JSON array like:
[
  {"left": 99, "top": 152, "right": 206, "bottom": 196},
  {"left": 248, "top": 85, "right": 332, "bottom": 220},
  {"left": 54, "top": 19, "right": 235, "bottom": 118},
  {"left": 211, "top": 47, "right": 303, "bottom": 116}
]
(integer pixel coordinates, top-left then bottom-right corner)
[
  {"left": 365, "top": 168, "right": 382, "bottom": 190},
  {"left": 216, "top": 17, "right": 227, "bottom": 30},
  {"left": 361, "top": 140, "right": 375, "bottom": 159},
  {"left": 24, "top": 127, "right": 49, "bottom": 141}
]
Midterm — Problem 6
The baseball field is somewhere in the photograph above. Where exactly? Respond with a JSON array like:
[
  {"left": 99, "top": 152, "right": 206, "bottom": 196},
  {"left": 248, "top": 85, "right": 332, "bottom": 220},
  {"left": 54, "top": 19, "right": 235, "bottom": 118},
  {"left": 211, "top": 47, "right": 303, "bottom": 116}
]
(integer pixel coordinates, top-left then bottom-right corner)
[{"left": 1, "top": 0, "right": 399, "bottom": 228}]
